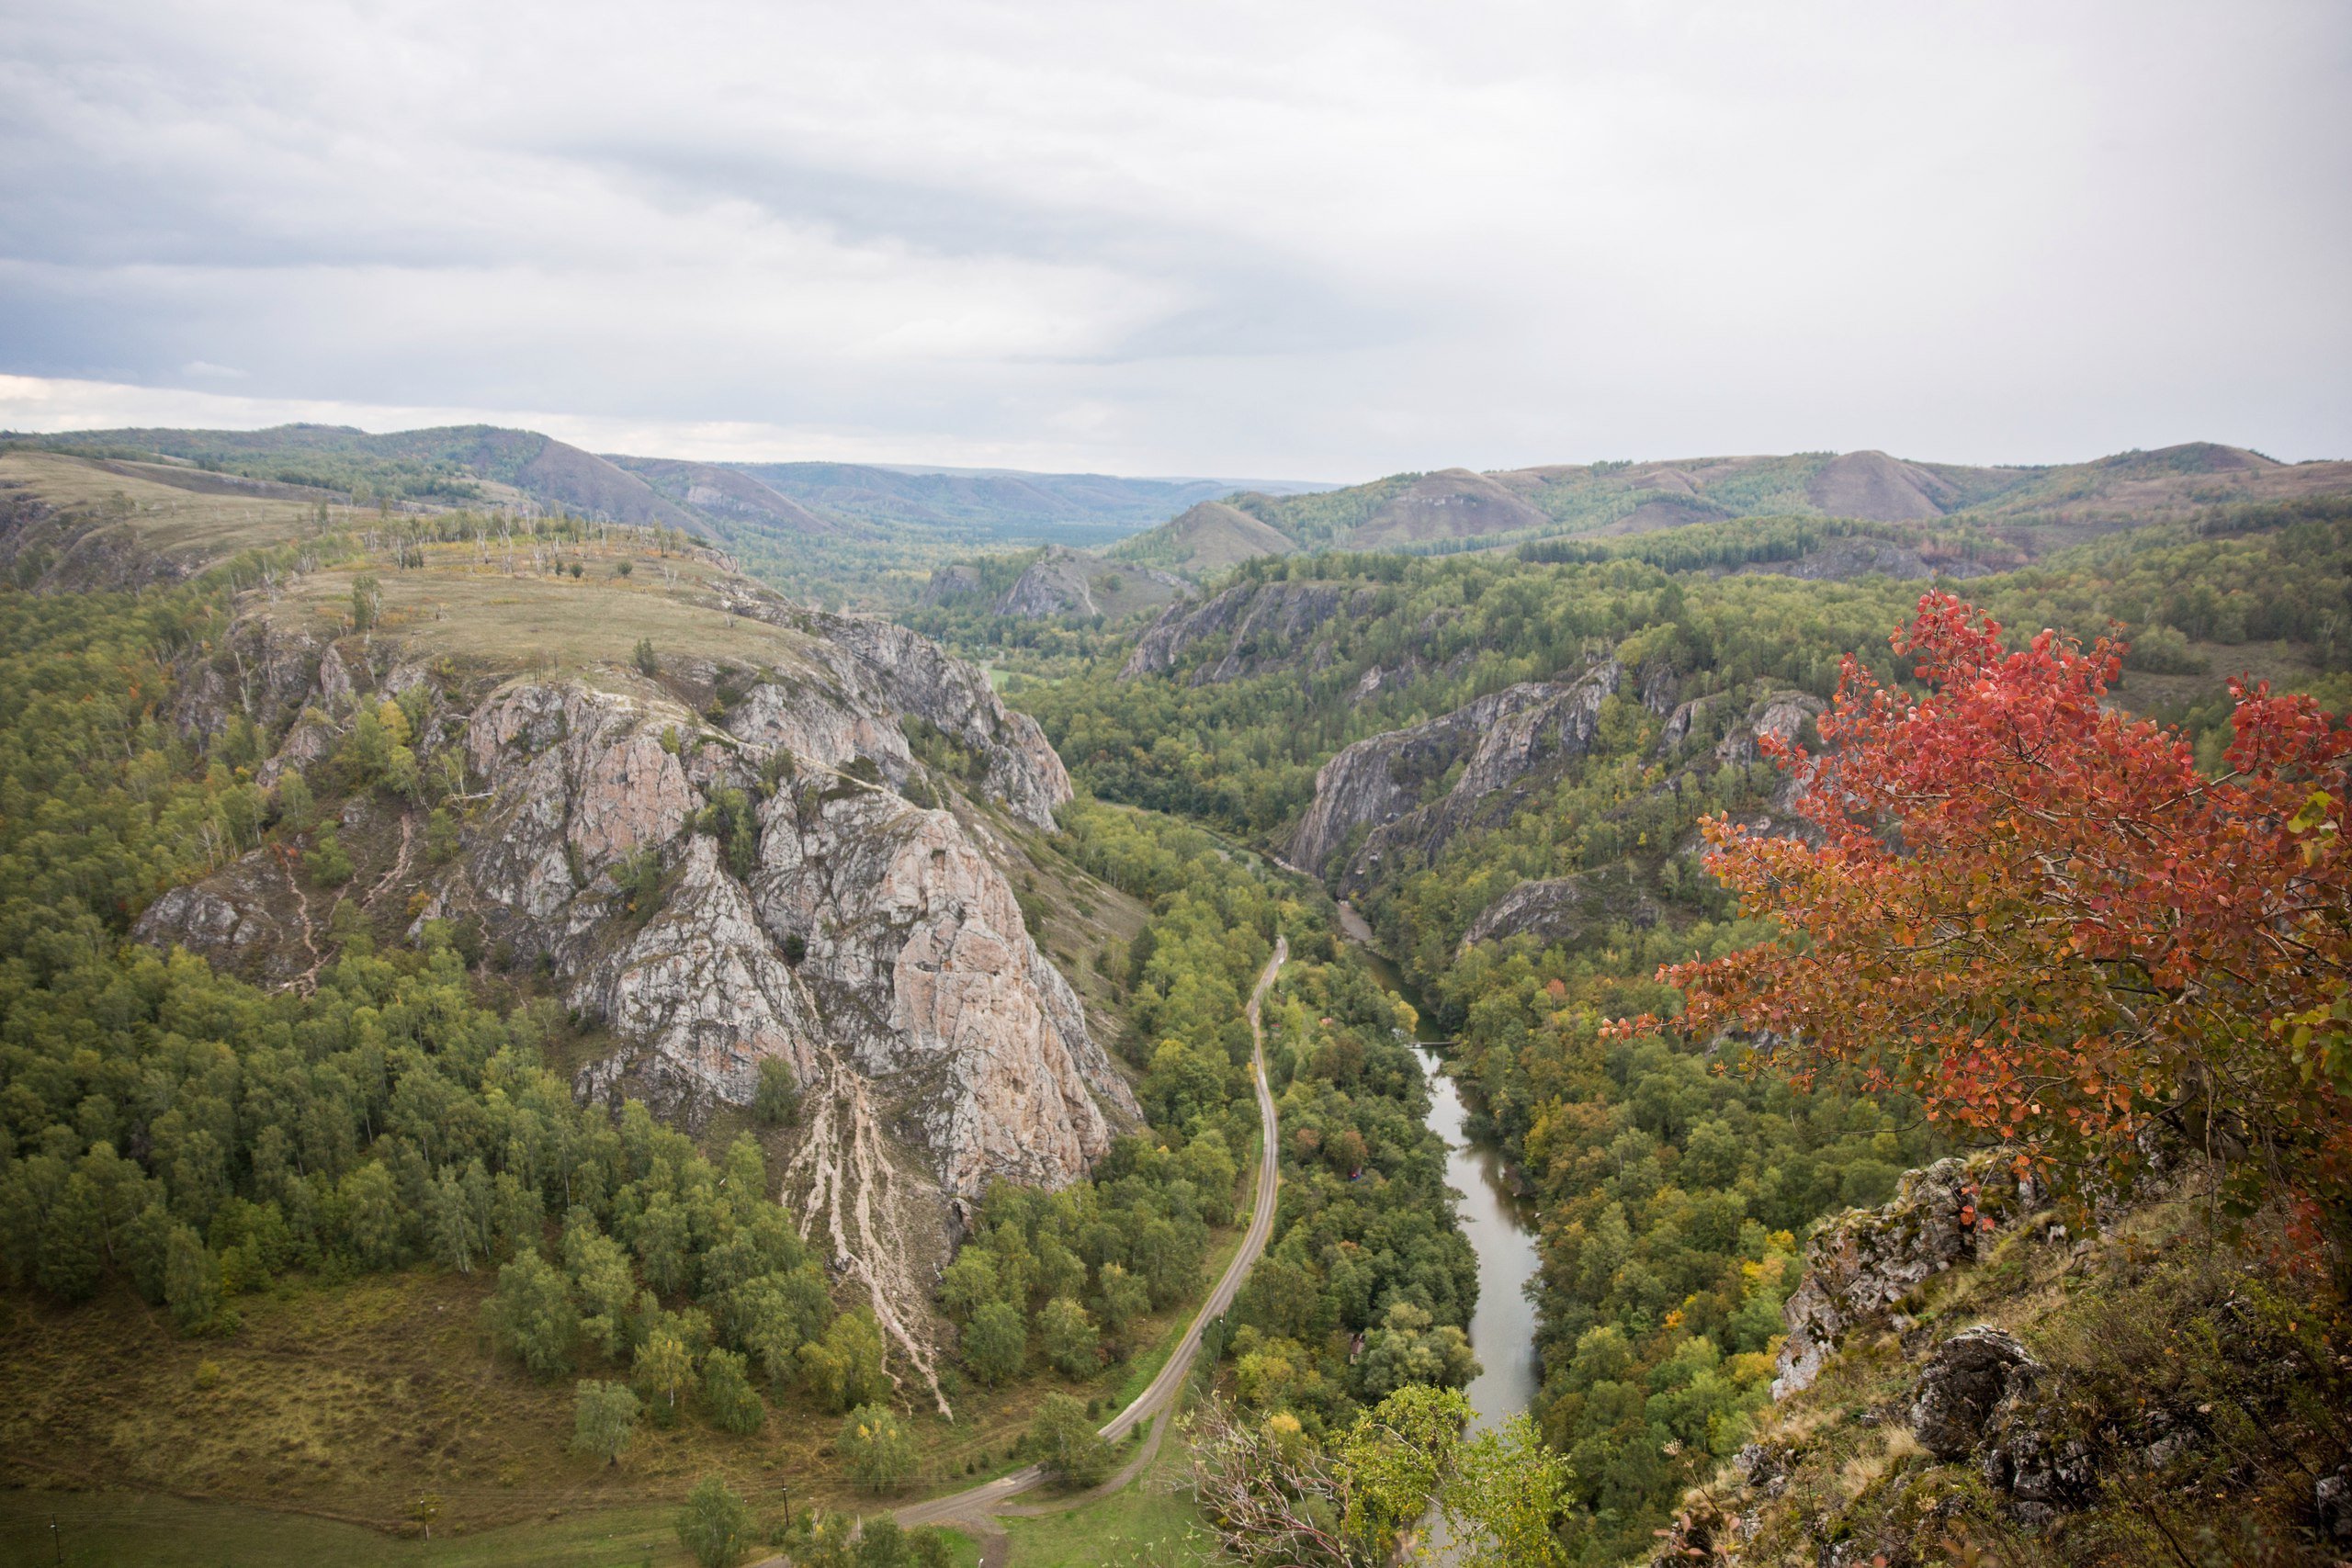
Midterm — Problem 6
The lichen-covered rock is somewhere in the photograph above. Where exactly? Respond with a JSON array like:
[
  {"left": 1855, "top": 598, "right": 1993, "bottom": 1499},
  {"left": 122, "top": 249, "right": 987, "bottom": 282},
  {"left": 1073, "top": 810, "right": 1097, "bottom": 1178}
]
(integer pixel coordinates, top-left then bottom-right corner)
[
  {"left": 756, "top": 605, "right": 1071, "bottom": 829},
  {"left": 1716, "top": 689, "right": 1825, "bottom": 768},
  {"left": 1911, "top": 1326, "right": 2041, "bottom": 1459},
  {"left": 1775, "top": 1150, "right": 2041, "bottom": 1397},
  {"left": 2318, "top": 1465, "right": 2352, "bottom": 1541},
  {"left": 1979, "top": 1374, "right": 2097, "bottom": 1523}
]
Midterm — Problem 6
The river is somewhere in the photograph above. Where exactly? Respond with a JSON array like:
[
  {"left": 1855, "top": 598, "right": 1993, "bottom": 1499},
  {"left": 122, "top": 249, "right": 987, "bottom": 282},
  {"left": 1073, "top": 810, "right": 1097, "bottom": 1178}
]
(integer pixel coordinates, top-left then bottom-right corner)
[{"left": 1336, "top": 903, "right": 1544, "bottom": 1436}]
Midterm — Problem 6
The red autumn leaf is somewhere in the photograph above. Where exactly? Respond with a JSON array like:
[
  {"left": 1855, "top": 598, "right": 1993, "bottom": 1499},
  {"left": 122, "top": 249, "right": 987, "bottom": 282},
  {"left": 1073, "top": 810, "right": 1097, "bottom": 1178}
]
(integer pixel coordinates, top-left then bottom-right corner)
[{"left": 1629, "top": 592, "right": 2352, "bottom": 1237}]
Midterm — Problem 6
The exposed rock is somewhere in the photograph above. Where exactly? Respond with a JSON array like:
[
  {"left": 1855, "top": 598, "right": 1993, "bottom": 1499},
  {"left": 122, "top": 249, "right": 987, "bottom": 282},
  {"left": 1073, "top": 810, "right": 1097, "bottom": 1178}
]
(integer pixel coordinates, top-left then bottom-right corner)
[
  {"left": 995, "top": 546, "right": 1101, "bottom": 618},
  {"left": 1716, "top": 690, "right": 1825, "bottom": 768},
  {"left": 1979, "top": 1375, "right": 2097, "bottom": 1522},
  {"left": 1657, "top": 694, "right": 1714, "bottom": 753},
  {"left": 2317, "top": 1465, "right": 2352, "bottom": 1540},
  {"left": 737, "top": 604, "right": 1071, "bottom": 830},
  {"left": 1121, "top": 580, "right": 1370, "bottom": 682},
  {"left": 1775, "top": 1150, "right": 2041, "bottom": 1398},
  {"left": 1461, "top": 864, "right": 1663, "bottom": 949},
  {"left": 919, "top": 562, "right": 984, "bottom": 606},
  {"left": 141, "top": 590, "right": 1119, "bottom": 1405},
  {"left": 1288, "top": 661, "right": 1623, "bottom": 890},
  {"left": 1638, "top": 660, "right": 1679, "bottom": 716},
  {"left": 1911, "top": 1326, "right": 2041, "bottom": 1459}
]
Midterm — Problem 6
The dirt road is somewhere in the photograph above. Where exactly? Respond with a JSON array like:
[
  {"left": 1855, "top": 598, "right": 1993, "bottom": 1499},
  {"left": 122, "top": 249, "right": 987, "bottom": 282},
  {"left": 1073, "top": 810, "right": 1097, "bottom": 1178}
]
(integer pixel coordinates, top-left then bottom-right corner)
[{"left": 882, "top": 936, "right": 1289, "bottom": 1563}]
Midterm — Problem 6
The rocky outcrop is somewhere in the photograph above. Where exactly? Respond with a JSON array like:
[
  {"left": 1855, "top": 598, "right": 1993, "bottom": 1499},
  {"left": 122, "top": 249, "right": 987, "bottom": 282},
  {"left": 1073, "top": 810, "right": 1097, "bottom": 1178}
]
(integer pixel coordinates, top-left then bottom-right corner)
[
  {"left": 437, "top": 671, "right": 1128, "bottom": 1183},
  {"left": 1461, "top": 864, "right": 1662, "bottom": 949},
  {"left": 140, "top": 584, "right": 1124, "bottom": 1404},
  {"left": 1288, "top": 662, "right": 1623, "bottom": 890},
  {"left": 1121, "top": 580, "right": 1372, "bottom": 682},
  {"left": 919, "top": 562, "right": 984, "bottom": 605},
  {"left": 1911, "top": 1326, "right": 2041, "bottom": 1459},
  {"left": 1774, "top": 1150, "right": 2041, "bottom": 1398},
  {"left": 1716, "top": 689, "right": 1824, "bottom": 768},
  {"left": 995, "top": 546, "right": 1099, "bottom": 618},
  {"left": 1905, "top": 1327, "right": 2098, "bottom": 1523},
  {"left": 732, "top": 603, "right": 1071, "bottom": 830}
]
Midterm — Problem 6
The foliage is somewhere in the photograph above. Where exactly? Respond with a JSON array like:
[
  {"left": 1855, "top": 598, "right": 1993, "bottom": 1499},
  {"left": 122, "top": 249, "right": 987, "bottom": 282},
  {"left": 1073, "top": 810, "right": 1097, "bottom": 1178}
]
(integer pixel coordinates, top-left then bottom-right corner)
[
  {"left": 1643, "top": 593, "right": 2352, "bottom": 1245},
  {"left": 837, "top": 1402, "right": 918, "bottom": 1492},
  {"left": 1186, "top": 1384, "right": 1468, "bottom": 1566},
  {"left": 1024, "top": 1391, "right": 1114, "bottom": 1487},
  {"left": 674, "top": 1472, "right": 754, "bottom": 1568},
  {"left": 752, "top": 1055, "right": 799, "bottom": 1126},
  {"left": 570, "top": 1378, "right": 641, "bottom": 1464},
  {"left": 800, "top": 1308, "right": 890, "bottom": 1413},
  {"left": 701, "top": 1348, "right": 765, "bottom": 1435},
  {"left": 0, "top": 584, "right": 842, "bottom": 1452}
]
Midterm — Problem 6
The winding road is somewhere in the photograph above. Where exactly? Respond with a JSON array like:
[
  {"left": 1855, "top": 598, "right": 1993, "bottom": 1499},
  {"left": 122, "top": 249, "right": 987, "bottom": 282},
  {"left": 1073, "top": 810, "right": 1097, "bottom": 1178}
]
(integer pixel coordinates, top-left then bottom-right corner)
[{"left": 885, "top": 935, "right": 1288, "bottom": 1562}]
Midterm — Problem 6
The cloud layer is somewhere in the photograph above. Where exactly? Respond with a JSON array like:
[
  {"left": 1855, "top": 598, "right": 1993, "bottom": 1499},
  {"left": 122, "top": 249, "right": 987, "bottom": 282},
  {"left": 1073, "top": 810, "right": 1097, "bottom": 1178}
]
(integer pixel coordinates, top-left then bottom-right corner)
[{"left": 3, "top": 1, "right": 2346, "bottom": 475}]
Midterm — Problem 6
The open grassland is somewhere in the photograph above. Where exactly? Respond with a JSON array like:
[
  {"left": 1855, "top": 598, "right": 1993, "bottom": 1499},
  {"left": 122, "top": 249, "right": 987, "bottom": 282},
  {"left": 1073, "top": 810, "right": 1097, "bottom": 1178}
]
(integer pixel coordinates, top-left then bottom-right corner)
[
  {"left": 0, "top": 1491, "right": 696, "bottom": 1568},
  {"left": 0, "top": 449, "right": 356, "bottom": 564},
  {"left": 257, "top": 540, "right": 821, "bottom": 680},
  {"left": 0, "top": 1211, "right": 1242, "bottom": 1546},
  {"left": 1000, "top": 1426, "right": 1212, "bottom": 1568}
]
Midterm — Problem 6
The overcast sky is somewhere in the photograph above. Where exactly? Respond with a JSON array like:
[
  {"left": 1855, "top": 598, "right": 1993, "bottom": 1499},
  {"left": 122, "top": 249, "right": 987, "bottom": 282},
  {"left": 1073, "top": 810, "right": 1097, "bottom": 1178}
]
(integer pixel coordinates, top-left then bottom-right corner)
[{"left": 2, "top": 1, "right": 2345, "bottom": 479}]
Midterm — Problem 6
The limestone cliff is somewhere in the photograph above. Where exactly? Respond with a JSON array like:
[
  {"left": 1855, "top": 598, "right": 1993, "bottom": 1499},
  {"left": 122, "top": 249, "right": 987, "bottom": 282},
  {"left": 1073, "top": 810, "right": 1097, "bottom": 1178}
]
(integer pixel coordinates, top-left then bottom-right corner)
[
  {"left": 137, "top": 572, "right": 1135, "bottom": 1407},
  {"left": 1122, "top": 579, "right": 1373, "bottom": 683},
  {"left": 1286, "top": 662, "right": 1623, "bottom": 891}
]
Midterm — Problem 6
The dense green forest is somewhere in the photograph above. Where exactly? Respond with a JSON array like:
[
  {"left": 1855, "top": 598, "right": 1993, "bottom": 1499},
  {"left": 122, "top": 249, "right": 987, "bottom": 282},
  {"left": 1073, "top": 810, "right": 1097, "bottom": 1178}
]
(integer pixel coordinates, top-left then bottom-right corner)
[
  {"left": 993, "top": 497, "right": 2352, "bottom": 1562},
  {"left": 0, "top": 563, "right": 1433, "bottom": 1501},
  {"left": 1055, "top": 805, "right": 1480, "bottom": 1430}
]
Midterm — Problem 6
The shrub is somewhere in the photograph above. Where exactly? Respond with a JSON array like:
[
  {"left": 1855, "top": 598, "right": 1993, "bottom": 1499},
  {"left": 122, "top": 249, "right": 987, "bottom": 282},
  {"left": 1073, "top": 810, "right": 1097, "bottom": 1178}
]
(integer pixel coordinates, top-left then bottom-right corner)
[{"left": 838, "top": 1403, "right": 918, "bottom": 1492}]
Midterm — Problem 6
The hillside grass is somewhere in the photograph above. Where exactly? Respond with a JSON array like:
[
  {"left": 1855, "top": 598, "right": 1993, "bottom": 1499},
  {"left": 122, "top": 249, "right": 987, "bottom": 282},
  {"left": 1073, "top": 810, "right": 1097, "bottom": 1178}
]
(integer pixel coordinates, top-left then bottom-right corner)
[
  {"left": 0, "top": 450, "right": 347, "bottom": 563},
  {"left": 0, "top": 1203, "right": 1247, "bottom": 1541},
  {"left": 1713, "top": 1183, "right": 2350, "bottom": 1567}
]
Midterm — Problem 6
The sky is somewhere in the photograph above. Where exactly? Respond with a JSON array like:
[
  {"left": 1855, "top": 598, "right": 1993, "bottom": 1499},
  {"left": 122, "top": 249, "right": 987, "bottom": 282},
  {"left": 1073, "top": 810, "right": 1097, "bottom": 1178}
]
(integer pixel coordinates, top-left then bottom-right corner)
[{"left": 1, "top": 1, "right": 2346, "bottom": 480}]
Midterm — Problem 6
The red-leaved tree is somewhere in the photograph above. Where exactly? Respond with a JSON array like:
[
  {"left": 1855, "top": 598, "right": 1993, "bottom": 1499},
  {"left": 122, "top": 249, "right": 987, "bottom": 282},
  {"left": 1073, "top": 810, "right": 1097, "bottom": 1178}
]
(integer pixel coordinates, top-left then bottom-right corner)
[{"left": 1624, "top": 592, "right": 2352, "bottom": 1251}]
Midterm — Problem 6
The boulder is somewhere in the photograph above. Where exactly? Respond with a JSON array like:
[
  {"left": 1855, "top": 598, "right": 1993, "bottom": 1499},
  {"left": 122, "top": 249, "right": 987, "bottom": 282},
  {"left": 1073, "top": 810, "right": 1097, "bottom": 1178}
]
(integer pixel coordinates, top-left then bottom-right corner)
[
  {"left": 1774, "top": 1150, "right": 2040, "bottom": 1397},
  {"left": 1910, "top": 1326, "right": 2041, "bottom": 1459}
]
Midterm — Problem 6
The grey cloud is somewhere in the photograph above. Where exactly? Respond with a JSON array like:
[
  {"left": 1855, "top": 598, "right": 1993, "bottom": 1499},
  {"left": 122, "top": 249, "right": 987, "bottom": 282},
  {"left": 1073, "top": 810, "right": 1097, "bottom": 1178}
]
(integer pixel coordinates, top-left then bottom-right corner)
[{"left": 0, "top": 0, "right": 2345, "bottom": 473}]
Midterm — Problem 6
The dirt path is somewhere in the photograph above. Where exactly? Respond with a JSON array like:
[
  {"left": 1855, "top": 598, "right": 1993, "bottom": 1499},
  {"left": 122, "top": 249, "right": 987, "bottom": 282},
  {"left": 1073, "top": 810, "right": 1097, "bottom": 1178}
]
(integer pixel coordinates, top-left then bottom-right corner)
[{"left": 868, "top": 936, "right": 1290, "bottom": 1560}]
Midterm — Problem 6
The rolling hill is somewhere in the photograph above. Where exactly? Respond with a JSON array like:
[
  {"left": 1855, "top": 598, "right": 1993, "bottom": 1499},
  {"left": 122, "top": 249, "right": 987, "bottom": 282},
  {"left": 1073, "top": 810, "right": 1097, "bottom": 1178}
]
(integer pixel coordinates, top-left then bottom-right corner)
[{"left": 1113, "top": 442, "right": 2352, "bottom": 572}]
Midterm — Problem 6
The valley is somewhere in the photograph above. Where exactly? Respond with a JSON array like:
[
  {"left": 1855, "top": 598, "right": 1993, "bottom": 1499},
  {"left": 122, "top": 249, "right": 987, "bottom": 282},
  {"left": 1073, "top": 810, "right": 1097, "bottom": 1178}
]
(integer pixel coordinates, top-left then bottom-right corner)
[{"left": 1, "top": 429, "right": 2349, "bottom": 1566}]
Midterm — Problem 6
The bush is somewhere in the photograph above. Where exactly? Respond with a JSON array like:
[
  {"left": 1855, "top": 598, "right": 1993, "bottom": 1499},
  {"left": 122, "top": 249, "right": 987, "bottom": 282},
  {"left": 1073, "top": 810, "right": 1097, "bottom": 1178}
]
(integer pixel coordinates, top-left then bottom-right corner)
[
  {"left": 753, "top": 1056, "right": 799, "bottom": 1127},
  {"left": 838, "top": 1403, "right": 918, "bottom": 1492},
  {"left": 703, "top": 1348, "right": 765, "bottom": 1436},
  {"left": 634, "top": 637, "right": 659, "bottom": 676},
  {"left": 571, "top": 1379, "right": 641, "bottom": 1465},
  {"left": 302, "top": 825, "right": 354, "bottom": 887},
  {"left": 675, "top": 1472, "right": 753, "bottom": 1568},
  {"left": 1024, "top": 1393, "right": 1114, "bottom": 1487}
]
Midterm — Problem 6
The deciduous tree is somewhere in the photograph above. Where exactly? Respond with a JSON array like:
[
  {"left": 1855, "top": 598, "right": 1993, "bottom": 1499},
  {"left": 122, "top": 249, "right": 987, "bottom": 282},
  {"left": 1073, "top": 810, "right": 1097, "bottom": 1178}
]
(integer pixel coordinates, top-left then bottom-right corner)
[{"left": 1634, "top": 593, "right": 2352, "bottom": 1241}]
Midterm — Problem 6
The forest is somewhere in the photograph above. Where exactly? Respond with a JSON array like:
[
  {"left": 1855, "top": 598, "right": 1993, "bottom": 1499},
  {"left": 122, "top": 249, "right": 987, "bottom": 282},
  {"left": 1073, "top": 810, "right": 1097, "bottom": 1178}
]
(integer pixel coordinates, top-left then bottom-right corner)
[{"left": 991, "top": 494, "right": 2352, "bottom": 1562}]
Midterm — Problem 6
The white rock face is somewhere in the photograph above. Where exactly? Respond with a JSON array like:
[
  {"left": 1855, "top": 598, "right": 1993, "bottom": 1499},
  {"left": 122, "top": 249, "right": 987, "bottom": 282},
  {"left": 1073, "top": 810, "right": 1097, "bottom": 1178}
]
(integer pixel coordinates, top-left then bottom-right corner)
[
  {"left": 145, "top": 597, "right": 1125, "bottom": 1404},
  {"left": 441, "top": 671, "right": 1131, "bottom": 1203}
]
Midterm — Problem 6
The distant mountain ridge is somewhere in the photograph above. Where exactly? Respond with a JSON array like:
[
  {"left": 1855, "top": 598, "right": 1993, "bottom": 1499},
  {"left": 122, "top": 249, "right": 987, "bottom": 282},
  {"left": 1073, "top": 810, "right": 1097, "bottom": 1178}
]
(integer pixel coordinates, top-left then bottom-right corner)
[
  {"left": 718, "top": 460, "right": 1327, "bottom": 544},
  {"left": 1114, "top": 442, "right": 2352, "bottom": 572},
  {"left": 0, "top": 422, "right": 1335, "bottom": 557}
]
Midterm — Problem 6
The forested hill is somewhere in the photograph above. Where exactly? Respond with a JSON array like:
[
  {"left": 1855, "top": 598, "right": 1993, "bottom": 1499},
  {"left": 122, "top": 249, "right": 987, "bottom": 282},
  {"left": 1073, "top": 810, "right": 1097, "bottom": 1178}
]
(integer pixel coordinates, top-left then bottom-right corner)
[
  {"left": 1003, "top": 491, "right": 2352, "bottom": 1563},
  {"left": 1110, "top": 442, "right": 2352, "bottom": 573}
]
